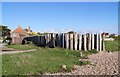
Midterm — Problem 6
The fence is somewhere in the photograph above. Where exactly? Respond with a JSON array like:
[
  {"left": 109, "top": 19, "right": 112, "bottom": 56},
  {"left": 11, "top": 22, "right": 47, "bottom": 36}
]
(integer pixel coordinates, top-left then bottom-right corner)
[{"left": 22, "top": 33, "right": 105, "bottom": 51}]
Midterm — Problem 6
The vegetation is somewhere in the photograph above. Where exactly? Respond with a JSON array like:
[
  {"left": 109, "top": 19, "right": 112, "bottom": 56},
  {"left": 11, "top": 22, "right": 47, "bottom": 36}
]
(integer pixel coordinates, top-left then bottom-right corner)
[
  {"left": 0, "top": 25, "right": 11, "bottom": 39},
  {"left": 0, "top": 25, "right": 12, "bottom": 45},
  {"left": 2, "top": 44, "right": 99, "bottom": 75},
  {"left": 6, "top": 44, "right": 39, "bottom": 50},
  {"left": 0, "top": 55, "right": 2, "bottom": 77},
  {"left": 109, "top": 34, "right": 118, "bottom": 39},
  {"left": 105, "top": 40, "right": 118, "bottom": 51},
  {"left": 2, "top": 47, "right": 80, "bottom": 75},
  {"left": 105, "top": 35, "right": 120, "bottom": 51},
  {"left": 79, "top": 49, "right": 98, "bottom": 59},
  {"left": 75, "top": 61, "right": 90, "bottom": 65},
  {"left": 24, "top": 28, "right": 32, "bottom": 32}
]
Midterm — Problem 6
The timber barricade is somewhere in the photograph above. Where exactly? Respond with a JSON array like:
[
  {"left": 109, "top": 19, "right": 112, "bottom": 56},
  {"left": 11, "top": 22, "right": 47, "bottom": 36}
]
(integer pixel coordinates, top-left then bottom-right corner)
[{"left": 22, "top": 33, "right": 105, "bottom": 51}]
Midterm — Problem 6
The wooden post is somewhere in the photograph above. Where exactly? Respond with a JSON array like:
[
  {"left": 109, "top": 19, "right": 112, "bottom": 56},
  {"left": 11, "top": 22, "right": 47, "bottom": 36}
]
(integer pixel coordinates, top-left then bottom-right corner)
[
  {"left": 102, "top": 34, "right": 106, "bottom": 51},
  {"left": 88, "top": 34, "right": 92, "bottom": 50},
  {"left": 53, "top": 33, "right": 56, "bottom": 47},
  {"left": 65, "top": 33, "right": 69, "bottom": 49},
  {"left": 74, "top": 33, "right": 78, "bottom": 50},
  {"left": 49, "top": 33, "right": 53, "bottom": 48},
  {"left": 83, "top": 34, "right": 87, "bottom": 51},
  {"left": 70, "top": 34, "right": 73, "bottom": 50},
  {"left": 99, "top": 34, "right": 102, "bottom": 51},
  {"left": 59, "top": 34, "right": 62, "bottom": 47},
  {"left": 47, "top": 34, "right": 50, "bottom": 44},
  {"left": 96, "top": 33, "right": 99, "bottom": 51},
  {"left": 38, "top": 36, "right": 40, "bottom": 46},
  {"left": 55, "top": 34, "right": 59, "bottom": 47},
  {"left": 92, "top": 34, "right": 94, "bottom": 50},
  {"left": 50, "top": 33, "right": 55, "bottom": 48},
  {"left": 78, "top": 34, "right": 82, "bottom": 50},
  {"left": 62, "top": 33, "right": 64, "bottom": 48},
  {"left": 44, "top": 35, "right": 46, "bottom": 45},
  {"left": 46, "top": 33, "right": 50, "bottom": 46}
]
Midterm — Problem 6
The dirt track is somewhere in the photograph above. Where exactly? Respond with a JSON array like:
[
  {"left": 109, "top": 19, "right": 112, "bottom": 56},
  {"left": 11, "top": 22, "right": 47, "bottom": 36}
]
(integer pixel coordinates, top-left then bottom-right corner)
[{"left": 0, "top": 49, "right": 36, "bottom": 55}]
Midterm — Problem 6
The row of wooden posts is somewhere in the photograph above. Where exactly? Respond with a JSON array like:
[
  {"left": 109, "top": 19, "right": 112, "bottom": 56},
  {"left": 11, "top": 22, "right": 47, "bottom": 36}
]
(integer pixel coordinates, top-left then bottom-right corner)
[{"left": 23, "top": 33, "right": 105, "bottom": 51}]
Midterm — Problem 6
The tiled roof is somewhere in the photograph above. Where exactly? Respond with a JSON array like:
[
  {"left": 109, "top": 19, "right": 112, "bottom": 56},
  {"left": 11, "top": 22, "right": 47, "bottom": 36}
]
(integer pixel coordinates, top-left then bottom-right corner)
[{"left": 11, "top": 25, "right": 27, "bottom": 34}]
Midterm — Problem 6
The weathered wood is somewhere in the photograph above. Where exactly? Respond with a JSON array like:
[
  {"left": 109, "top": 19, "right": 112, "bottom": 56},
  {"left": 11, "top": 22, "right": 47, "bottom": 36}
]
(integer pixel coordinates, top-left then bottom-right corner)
[
  {"left": 65, "top": 33, "right": 69, "bottom": 49},
  {"left": 83, "top": 34, "right": 87, "bottom": 51},
  {"left": 96, "top": 33, "right": 99, "bottom": 51},
  {"left": 47, "top": 33, "right": 50, "bottom": 46},
  {"left": 55, "top": 34, "right": 59, "bottom": 47},
  {"left": 49, "top": 33, "right": 51, "bottom": 42},
  {"left": 49, "top": 33, "right": 54, "bottom": 48},
  {"left": 92, "top": 34, "right": 94, "bottom": 50},
  {"left": 99, "top": 34, "right": 102, "bottom": 51},
  {"left": 102, "top": 34, "right": 106, "bottom": 51},
  {"left": 74, "top": 33, "right": 78, "bottom": 50},
  {"left": 37, "top": 36, "right": 40, "bottom": 46},
  {"left": 70, "top": 34, "right": 74, "bottom": 50},
  {"left": 62, "top": 33, "right": 65, "bottom": 48},
  {"left": 88, "top": 34, "right": 92, "bottom": 50},
  {"left": 59, "top": 34, "right": 62, "bottom": 47},
  {"left": 53, "top": 33, "right": 56, "bottom": 47},
  {"left": 78, "top": 34, "right": 82, "bottom": 50},
  {"left": 44, "top": 34, "right": 47, "bottom": 45},
  {"left": 23, "top": 33, "right": 104, "bottom": 51}
]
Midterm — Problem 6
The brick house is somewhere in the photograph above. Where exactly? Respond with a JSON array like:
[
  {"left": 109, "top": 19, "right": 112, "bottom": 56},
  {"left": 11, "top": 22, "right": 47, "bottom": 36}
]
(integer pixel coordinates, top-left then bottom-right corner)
[{"left": 11, "top": 25, "right": 28, "bottom": 44}]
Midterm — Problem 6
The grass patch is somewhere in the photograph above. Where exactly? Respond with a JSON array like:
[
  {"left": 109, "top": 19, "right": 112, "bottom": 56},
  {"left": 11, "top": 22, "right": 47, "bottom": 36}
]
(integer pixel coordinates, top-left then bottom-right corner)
[
  {"left": 6, "top": 44, "right": 39, "bottom": 50},
  {"left": 105, "top": 40, "right": 118, "bottom": 51},
  {"left": 3, "top": 44, "right": 98, "bottom": 75},
  {"left": 75, "top": 60, "right": 90, "bottom": 65},
  {"left": 80, "top": 49, "right": 98, "bottom": 59},
  {"left": 2, "top": 47, "right": 81, "bottom": 75}
]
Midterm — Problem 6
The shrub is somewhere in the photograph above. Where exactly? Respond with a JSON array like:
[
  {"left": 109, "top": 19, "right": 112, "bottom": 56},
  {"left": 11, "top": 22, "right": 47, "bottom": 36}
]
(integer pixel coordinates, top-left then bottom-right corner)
[
  {"left": 75, "top": 60, "right": 90, "bottom": 65},
  {"left": 89, "top": 49, "right": 98, "bottom": 54}
]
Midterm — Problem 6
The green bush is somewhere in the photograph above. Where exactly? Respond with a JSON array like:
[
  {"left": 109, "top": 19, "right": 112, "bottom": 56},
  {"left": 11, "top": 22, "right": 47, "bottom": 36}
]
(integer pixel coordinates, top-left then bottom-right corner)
[
  {"left": 105, "top": 40, "right": 118, "bottom": 51},
  {"left": 89, "top": 49, "right": 98, "bottom": 54},
  {"left": 75, "top": 60, "right": 90, "bottom": 65}
]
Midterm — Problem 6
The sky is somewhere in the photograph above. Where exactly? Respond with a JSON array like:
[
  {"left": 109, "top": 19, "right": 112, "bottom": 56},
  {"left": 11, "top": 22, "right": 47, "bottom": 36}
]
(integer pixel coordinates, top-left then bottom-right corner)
[
  {"left": 1, "top": 0, "right": 120, "bottom": 2},
  {"left": 1, "top": 2, "right": 118, "bottom": 34}
]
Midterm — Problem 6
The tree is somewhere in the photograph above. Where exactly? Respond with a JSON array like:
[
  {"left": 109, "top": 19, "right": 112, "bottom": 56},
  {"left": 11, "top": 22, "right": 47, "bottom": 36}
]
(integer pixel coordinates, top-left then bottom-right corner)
[
  {"left": 0, "top": 25, "right": 11, "bottom": 39},
  {"left": 37, "top": 32, "right": 41, "bottom": 35},
  {"left": 24, "top": 28, "right": 32, "bottom": 32},
  {"left": 0, "top": 25, "right": 12, "bottom": 45},
  {"left": 109, "top": 34, "right": 116, "bottom": 38}
]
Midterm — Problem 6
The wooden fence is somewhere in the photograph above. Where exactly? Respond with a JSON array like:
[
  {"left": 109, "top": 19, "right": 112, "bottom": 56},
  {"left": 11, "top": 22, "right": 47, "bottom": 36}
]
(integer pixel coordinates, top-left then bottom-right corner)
[{"left": 22, "top": 33, "right": 105, "bottom": 51}]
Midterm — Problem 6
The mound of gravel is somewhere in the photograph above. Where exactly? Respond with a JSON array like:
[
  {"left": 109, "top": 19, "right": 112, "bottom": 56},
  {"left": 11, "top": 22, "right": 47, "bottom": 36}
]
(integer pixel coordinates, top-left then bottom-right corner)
[{"left": 45, "top": 51, "right": 119, "bottom": 75}]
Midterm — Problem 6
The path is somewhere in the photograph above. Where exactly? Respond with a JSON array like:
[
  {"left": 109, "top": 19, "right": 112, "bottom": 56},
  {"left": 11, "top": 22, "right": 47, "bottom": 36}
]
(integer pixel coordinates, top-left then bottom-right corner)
[
  {"left": 45, "top": 51, "right": 119, "bottom": 75},
  {"left": 0, "top": 43, "right": 36, "bottom": 55},
  {"left": 0, "top": 49, "right": 36, "bottom": 55}
]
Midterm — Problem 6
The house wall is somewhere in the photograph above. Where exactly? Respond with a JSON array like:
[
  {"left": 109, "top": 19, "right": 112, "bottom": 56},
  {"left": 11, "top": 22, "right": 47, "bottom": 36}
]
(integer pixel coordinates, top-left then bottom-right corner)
[{"left": 11, "top": 32, "right": 27, "bottom": 44}]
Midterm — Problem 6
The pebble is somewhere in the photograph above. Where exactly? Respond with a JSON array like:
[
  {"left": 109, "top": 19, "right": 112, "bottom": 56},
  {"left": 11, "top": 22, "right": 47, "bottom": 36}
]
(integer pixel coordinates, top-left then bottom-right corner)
[{"left": 45, "top": 51, "right": 119, "bottom": 75}]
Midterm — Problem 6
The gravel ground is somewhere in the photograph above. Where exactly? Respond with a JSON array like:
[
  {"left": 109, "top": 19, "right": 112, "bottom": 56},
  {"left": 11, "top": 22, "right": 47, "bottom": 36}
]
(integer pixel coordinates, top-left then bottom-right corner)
[{"left": 45, "top": 51, "right": 119, "bottom": 75}]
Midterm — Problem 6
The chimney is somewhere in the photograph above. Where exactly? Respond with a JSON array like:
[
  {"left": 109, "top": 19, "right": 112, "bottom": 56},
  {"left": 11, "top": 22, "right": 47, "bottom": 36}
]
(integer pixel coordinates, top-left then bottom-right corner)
[{"left": 28, "top": 26, "right": 30, "bottom": 33}]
